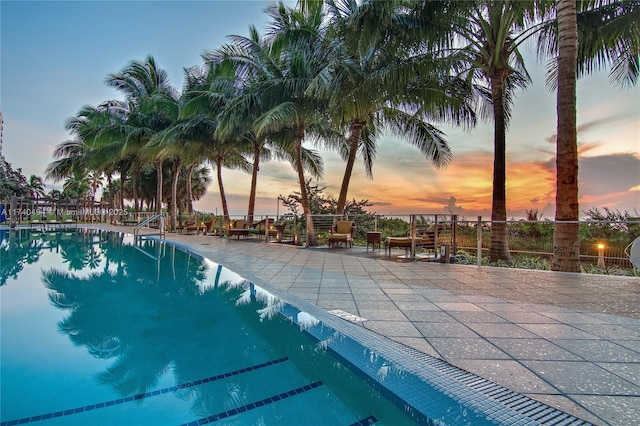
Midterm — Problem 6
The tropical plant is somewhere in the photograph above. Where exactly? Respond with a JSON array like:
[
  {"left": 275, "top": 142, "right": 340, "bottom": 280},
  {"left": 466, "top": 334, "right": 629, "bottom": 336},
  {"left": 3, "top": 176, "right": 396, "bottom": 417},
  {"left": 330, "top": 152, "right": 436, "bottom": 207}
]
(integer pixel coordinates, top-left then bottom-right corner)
[
  {"left": 27, "top": 175, "right": 46, "bottom": 200},
  {"left": 536, "top": 0, "right": 640, "bottom": 271},
  {"left": 0, "top": 159, "right": 30, "bottom": 201},
  {"left": 447, "top": 1, "right": 548, "bottom": 263},
  {"left": 105, "top": 55, "right": 180, "bottom": 216},
  {"left": 552, "top": 0, "right": 581, "bottom": 271},
  {"left": 212, "top": 0, "right": 333, "bottom": 244},
  {"left": 170, "top": 63, "right": 253, "bottom": 224},
  {"left": 320, "top": 0, "right": 476, "bottom": 216}
]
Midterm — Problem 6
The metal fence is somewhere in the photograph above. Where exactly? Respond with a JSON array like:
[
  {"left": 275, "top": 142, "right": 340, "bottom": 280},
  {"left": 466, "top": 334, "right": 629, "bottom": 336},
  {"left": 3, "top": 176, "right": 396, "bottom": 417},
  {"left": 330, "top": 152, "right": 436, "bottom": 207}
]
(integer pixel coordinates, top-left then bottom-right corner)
[
  {"left": 3, "top": 203, "right": 637, "bottom": 269},
  {"left": 296, "top": 213, "right": 639, "bottom": 269}
]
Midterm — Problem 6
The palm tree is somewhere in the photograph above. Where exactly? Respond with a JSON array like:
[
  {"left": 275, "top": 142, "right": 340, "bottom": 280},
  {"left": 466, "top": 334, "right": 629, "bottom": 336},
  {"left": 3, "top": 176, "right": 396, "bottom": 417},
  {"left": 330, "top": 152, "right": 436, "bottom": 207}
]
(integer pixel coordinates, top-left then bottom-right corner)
[
  {"left": 63, "top": 170, "right": 91, "bottom": 219},
  {"left": 341, "top": 0, "right": 535, "bottom": 261},
  {"left": 319, "top": 0, "right": 477, "bottom": 217},
  {"left": 45, "top": 139, "right": 87, "bottom": 182},
  {"left": 440, "top": 1, "right": 545, "bottom": 263},
  {"left": 206, "top": 30, "right": 316, "bottom": 226},
  {"left": 27, "top": 174, "right": 46, "bottom": 202},
  {"left": 208, "top": 140, "right": 252, "bottom": 222},
  {"left": 247, "top": 0, "right": 332, "bottom": 244},
  {"left": 542, "top": 0, "right": 639, "bottom": 271},
  {"left": 50, "top": 102, "right": 135, "bottom": 214},
  {"left": 552, "top": 0, "right": 580, "bottom": 272},
  {"left": 106, "top": 56, "right": 179, "bottom": 216},
  {"left": 87, "top": 172, "right": 104, "bottom": 209}
]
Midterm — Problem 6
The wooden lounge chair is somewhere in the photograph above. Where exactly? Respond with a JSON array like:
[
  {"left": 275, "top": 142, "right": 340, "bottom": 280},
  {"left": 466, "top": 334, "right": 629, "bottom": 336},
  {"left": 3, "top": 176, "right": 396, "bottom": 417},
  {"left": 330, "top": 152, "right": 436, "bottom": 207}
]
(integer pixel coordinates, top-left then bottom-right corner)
[
  {"left": 328, "top": 221, "right": 355, "bottom": 248},
  {"left": 177, "top": 215, "right": 199, "bottom": 234},
  {"left": 202, "top": 218, "right": 217, "bottom": 235},
  {"left": 385, "top": 227, "right": 437, "bottom": 258},
  {"left": 251, "top": 218, "right": 278, "bottom": 240},
  {"left": 228, "top": 219, "right": 251, "bottom": 239}
]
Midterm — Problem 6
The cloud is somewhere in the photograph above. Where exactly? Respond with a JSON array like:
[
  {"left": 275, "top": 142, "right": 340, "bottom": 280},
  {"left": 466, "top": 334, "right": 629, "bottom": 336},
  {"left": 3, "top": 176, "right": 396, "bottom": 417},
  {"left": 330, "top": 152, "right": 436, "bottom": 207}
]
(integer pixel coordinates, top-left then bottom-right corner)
[
  {"left": 580, "top": 153, "right": 640, "bottom": 196},
  {"left": 545, "top": 113, "right": 639, "bottom": 144}
]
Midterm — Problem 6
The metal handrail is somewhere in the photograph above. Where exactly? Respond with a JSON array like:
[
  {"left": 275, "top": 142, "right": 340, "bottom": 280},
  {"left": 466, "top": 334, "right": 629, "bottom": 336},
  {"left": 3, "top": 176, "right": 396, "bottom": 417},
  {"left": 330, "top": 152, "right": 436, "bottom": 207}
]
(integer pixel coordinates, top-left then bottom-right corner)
[{"left": 134, "top": 214, "right": 165, "bottom": 240}]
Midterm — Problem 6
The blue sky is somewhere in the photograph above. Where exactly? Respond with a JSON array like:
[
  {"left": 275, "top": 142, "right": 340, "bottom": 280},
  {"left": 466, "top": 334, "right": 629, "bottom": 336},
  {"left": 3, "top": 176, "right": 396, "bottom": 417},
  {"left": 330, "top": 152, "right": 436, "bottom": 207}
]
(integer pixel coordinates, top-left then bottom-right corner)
[{"left": 1, "top": 0, "right": 638, "bottom": 218}]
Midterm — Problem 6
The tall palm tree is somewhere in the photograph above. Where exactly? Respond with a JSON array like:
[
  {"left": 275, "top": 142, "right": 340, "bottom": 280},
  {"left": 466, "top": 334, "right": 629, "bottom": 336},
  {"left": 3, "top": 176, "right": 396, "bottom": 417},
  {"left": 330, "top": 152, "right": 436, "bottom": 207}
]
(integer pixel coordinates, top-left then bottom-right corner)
[
  {"left": 540, "top": 0, "right": 639, "bottom": 271},
  {"left": 319, "top": 0, "right": 476, "bottom": 216},
  {"left": 343, "top": 0, "right": 536, "bottom": 261},
  {"left": 52, "top": 102, "right": 135, "bottom": 212},
  {"left": 106, "top": 56, "right": 179, "bottom": 216},
  {"left": 63, "top": 170, "right": 91, "bottom": 219},
  {"left": 158, "top": 64, "right": 249, "bottom": 224},
  {"left": 45, "top": 139, "right": 87, "bottom": 182},
  {"left": 250, "top": 0, "right": 333, "bottom": 243},
  {"left": 204, "top": 18, "right": 328, "bottom": 228},
  {"left": 443, "top": 0, "right": 544, "bottom": 263},
  {"left": 552, "top": 0, "right": 580, "bottom": 272},
  {"left": 27, "top": 175, "right": 46, "bottom": 199}
]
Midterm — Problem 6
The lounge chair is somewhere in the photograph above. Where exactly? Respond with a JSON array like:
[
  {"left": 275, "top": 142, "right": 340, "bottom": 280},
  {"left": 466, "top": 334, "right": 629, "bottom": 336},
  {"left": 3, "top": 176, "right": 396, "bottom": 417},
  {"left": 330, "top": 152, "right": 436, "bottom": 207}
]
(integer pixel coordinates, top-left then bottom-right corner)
[
  {"left": 61, "top": 214, "right": 77, "bottom": 228},
  {"left": 46, "top": 213, "right": 61, "bottom": 228},
  {"left": 177, "top": 215, "right": 199, "bottom": 234},
  {"left": 385, "top": 227, "right": 437, "bottom": 258},
  {"left": 251, "top": 218, "right": 278, "bottom": 240},
  {"left": 202, "top": 218, "right": 217, "bottom": 235},
  {"left": 228, "top": 219, "right": 251, "bottom": 239},
  {"left": 122, "top": 216, "right": 138, "bottom": 226},
  {"left": 328, "top": 221, "right": 355, "bottom": 248},
  {"left": 185, "top": 222, "right": 200, "bottom": 235},
  {"left": 29, "top": 214, "right": 44, "bottom": 228}
]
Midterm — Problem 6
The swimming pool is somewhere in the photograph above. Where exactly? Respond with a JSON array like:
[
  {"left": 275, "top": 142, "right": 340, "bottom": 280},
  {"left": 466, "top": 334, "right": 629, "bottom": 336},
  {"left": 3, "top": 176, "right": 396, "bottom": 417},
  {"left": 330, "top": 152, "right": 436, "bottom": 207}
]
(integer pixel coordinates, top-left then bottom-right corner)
[{"left": 1, "top": 228, "right": 587, "bottom": 425}]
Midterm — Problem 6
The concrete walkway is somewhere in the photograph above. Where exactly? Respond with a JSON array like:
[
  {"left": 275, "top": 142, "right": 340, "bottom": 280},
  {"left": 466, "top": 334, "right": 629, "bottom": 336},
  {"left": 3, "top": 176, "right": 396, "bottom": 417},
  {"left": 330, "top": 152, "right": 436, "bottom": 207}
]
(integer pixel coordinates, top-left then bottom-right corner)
[{"left": 122, "top": 227, "right": 640, "bottom": 426}]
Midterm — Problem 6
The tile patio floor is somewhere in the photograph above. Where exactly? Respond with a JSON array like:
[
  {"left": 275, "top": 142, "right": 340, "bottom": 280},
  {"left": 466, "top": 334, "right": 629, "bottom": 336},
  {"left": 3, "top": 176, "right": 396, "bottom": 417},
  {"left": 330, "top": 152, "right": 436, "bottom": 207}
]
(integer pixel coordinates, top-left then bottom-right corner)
[{"left": 114, "top": 226, "right": 640, "bottom": 425}]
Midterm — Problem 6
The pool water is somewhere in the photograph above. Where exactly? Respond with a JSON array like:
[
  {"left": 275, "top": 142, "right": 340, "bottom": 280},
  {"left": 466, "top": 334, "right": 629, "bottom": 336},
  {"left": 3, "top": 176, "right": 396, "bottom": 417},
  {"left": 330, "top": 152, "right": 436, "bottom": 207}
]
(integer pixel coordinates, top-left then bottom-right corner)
[{"left": 3, "top": 228, "right": 491, "bottom": 425}]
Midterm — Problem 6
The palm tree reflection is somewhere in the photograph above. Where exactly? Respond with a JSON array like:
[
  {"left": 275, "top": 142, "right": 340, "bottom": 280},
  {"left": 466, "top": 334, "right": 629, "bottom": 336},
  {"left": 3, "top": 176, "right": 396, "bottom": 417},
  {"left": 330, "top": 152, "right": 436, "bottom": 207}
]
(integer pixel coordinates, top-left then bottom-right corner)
[
  {"left": 1, "top": 229, "right": 45, "bottom": 286},
  {"left": 40, "top": 232, "right": 251, "bottom": 403}
]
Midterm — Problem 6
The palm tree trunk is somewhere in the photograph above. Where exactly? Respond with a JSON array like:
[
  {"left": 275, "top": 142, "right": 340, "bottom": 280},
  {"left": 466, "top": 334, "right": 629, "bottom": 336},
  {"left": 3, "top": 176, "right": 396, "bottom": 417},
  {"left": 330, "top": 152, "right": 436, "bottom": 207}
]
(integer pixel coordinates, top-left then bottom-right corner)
[
  {"left": 489, "top": 74, "right": 512, "bottom": 263},
  {"left": 293, "top": 129, "right": 315, "bottom": 245},
  {"left": 132, "top": 162, "right": 140, "bottom": 212},
  {"left": 247, "top": 142, "right": 261, "bottom": 224},
  {"left": 336, "top": 121, "right": 365, "bottom": 216},
  {"left": 186, "top": 162, "right": 195, "bottom": 215},
  {"left": 170, "top": 158, "right": 182, "bottom": 232},
  {"left": 155, "top": 159, "right": 163, "bottom": 216},
  {"left": 119, "top": 170, "right": 126, "bottom": 211},
  {"left": 216, "top": 158, "right": 230, "bottom": 222},
  {"left": 552, "top": 0, "right": 580, "bottom": 272}
]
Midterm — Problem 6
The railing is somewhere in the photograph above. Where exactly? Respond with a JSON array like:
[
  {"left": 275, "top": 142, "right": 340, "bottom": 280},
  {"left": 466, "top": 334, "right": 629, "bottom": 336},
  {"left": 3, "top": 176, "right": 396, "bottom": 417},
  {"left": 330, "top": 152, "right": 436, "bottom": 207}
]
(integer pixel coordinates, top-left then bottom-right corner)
[
  {"left": 289, "top": 213, "right": 640, "bottom": 269},
  {"left": 109, "top": 210, "right": 639, "bottom": 270},
  {"left": 134, "top": 214, "right": 166, "bottom": 240}
]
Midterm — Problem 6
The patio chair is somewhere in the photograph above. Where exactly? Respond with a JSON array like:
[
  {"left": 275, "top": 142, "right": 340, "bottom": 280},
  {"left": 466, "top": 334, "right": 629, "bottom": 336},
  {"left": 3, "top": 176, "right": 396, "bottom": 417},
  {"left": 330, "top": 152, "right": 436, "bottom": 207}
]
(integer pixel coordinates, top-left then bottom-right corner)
[
  {"left": 177, "top": 215, "right": 199, "bottom": 234},
  {"left": 625, "top": 236, "right": 640, "bottom": 269},
  {"left": 61, "top": 214, "right": 77, "bottom": 227},
  {"left": 46, "top": 213, "right": 61, "bottom": 228},
  {"left": 251, "top": 218, "right": 278, "bottom": 240},
  {"left": 385, "top": 226, "right": 438, "bottom": 258},
  {"left": 29, "top": 214, "right": 44, "bottom": 228},
  {"left": 328, "top": 221, "right": 355, "bottom": 248},
  {"left": 228, "top": 219, "right": 251, "bottom": 239},
  {"left": 202, "top": 218, "right": 217, "bottom": 235}
]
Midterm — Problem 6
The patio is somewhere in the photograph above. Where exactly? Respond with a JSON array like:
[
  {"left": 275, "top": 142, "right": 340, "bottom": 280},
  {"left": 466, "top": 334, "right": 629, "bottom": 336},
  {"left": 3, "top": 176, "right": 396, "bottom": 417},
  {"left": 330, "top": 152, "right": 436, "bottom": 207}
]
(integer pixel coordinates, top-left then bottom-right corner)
[{"left": 105, "top": 225, "right": 640, "bottom": 425}]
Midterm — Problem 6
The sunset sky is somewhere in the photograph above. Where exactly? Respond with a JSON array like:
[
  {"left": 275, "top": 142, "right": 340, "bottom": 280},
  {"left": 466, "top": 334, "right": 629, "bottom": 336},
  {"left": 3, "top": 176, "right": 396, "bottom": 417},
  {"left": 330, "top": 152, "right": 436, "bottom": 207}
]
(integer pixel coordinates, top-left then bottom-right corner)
[{"left": 1, "top": 0, "right": 638, "bottom": 220}]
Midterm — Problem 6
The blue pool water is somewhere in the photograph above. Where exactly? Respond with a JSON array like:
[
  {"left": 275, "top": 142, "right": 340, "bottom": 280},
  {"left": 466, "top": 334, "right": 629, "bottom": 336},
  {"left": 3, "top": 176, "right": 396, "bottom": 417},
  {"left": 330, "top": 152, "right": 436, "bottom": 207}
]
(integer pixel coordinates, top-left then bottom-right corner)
[{"left": 1, "top": 229, "right": 581, "bottom": 425}]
